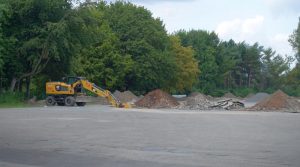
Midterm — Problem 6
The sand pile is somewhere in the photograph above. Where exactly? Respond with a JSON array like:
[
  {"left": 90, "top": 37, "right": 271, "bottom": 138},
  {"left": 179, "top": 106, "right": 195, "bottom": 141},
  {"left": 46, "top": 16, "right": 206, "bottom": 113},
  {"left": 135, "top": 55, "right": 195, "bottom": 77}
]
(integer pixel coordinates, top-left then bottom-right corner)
[
  {"left": 135, "top": 89, "right": 179, "bottom": 108},
  {"left": 250, "top": 90, "right": 300, "bottom": 112},
  {"left": 178, "top": 92, "right": 214, "bottom": 110},
  {"left": 113, "top": 90, "right": 138, "bottom": 103}
]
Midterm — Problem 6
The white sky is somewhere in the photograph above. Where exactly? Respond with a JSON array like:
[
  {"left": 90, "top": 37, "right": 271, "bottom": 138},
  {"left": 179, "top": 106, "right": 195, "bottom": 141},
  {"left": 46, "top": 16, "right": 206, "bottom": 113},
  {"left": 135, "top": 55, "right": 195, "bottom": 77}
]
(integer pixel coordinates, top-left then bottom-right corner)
[{"left": 107, "top": 0, "right": 300, "bottom": 56}]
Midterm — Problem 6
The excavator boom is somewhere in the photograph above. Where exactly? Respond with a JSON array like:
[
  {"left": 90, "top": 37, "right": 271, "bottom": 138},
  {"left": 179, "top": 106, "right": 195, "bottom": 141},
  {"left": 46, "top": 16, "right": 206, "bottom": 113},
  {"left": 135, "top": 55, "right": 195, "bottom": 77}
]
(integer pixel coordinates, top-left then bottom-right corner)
[{"left": 80, "top": 80, "right": 121, "bottom": 107}]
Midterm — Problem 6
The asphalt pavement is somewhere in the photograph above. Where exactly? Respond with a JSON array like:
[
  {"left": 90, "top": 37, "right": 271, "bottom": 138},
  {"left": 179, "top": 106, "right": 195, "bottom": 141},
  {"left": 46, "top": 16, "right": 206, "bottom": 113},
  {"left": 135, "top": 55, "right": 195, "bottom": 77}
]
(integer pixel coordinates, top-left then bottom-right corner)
[{"left": 0, "top": 105, "right": 300, "bottom": 167}]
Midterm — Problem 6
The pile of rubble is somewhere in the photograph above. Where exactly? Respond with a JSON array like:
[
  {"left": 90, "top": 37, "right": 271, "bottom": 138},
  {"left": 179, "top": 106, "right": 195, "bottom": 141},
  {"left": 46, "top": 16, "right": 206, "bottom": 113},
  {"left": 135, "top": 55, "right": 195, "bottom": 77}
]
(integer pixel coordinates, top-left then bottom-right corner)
[
  {"left": 177, "top": 92, "right": 214, "bottom": 110},
  {"left": 210, "top": 99, "right": 244, "bottom": 110},
  {"left": 249, "top": 90, "right": 300, "bottom": 112},
  {"left": 113, "top": 90, "right": 138, "bottom": 103},
  {"left": 176, "top": 92, "right": 245, "bottom": 110},
  {"left": 135, "top": 89, "right": 179, "bottom": 108}
]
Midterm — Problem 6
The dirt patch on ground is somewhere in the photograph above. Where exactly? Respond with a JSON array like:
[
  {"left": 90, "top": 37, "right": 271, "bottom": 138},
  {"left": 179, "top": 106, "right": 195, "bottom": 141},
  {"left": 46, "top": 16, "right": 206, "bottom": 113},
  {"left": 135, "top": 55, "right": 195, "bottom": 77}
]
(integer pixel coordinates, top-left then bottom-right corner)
[
  {"left": 250, "top": 90, "right": 300, "bottom": 112},
  {"left": 113, "top": 90, "right": 138, "bottom": 103},
  {"left": 135, "top": 89, "right": 179, "bottom": 108}
]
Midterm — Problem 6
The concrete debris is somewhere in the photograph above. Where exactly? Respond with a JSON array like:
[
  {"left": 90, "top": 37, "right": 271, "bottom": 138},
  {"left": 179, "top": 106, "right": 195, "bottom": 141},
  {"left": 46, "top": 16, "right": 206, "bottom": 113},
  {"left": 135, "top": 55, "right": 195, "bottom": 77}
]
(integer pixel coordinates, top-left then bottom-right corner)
[
  {"left": 210, "top": 99, "right": 245, "bottom": 110},
  {"left": 135, "top": 89, "right": 179, "bottom": 108},
  {"left": 176, "top": 92, "right": 245, "bottom": 111}
]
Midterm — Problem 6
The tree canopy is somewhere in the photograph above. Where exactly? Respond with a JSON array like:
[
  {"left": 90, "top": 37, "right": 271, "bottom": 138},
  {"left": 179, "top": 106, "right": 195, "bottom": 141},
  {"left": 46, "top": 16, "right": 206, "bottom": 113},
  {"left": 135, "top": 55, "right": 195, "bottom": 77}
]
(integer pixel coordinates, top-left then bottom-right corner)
[{"left": 0, "top": 0, "right": 299, "bottom": 99}]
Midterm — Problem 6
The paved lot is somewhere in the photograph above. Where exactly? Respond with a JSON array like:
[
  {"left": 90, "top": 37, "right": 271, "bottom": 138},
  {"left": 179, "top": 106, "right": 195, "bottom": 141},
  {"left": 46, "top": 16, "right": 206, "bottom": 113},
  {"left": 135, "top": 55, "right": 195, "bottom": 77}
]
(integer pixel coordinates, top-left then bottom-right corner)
[{"left": 0, "top": 105, "right": 300, "bottom": 167}]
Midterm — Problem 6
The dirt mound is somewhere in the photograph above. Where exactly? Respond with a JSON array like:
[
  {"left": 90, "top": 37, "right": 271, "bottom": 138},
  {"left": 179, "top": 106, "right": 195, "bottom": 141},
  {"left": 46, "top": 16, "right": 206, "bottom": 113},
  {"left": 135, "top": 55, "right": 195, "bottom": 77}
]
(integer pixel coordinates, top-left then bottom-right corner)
[
  {"left": 250, "top": 90, "right": 300, "bottom": 112},
  {"left": 135, "top": 89, "right": 179, "bottom": 108},
  {"left": 113, "top": 90, "right": 138, "bottom": 103}
]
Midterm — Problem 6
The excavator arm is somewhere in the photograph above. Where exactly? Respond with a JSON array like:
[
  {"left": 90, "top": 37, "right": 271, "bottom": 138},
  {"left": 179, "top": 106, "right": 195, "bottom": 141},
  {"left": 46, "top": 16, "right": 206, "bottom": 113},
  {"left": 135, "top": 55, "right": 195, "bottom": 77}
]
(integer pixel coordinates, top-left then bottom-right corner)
[{"left": 78, "top": 79, "right": 128, "bottom": 108}]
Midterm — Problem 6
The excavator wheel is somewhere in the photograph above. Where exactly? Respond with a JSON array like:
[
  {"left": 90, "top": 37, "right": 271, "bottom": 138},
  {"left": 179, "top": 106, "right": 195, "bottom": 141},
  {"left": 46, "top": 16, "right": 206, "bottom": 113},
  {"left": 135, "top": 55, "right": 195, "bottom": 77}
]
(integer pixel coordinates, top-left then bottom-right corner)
[
  {"left": 65, "top": 96, "right": 75, "bottom": 106},
  {"left": 76, "top": 102, "right": 86, "bottom": 107},
  {"left": 46, "top": 96, "right": 56, "bottom": 106}
]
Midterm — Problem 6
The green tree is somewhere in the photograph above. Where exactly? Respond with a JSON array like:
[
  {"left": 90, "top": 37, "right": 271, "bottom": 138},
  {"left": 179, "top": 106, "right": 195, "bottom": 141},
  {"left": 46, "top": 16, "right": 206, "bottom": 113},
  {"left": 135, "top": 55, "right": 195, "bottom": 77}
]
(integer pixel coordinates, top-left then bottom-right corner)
[
  {"left": 168, "top": 36, "right": 199, "bottom": 93},
  {"left": 216, "top": 39, "right": 240, "bottom": 89},
  {"left": 261, "top": 48, "right": 292, "bottom": 90},
  {"left": 289, "top": 17, "right": 300, "bottom": 63},
  {"left": 103, "top": 1, "right": 176, "bottom": 93},
  {"left": 0, "top": 0, "right": 89, "bottom": 98},
  {"left": 72, "top": 19, "right": 134, "bottom": 90},
  {"left": 176, "top": 30, "right": 219, "bottom": 94},
  {"left": 285, "top": 18, "right": 300, "bottom": 96}
]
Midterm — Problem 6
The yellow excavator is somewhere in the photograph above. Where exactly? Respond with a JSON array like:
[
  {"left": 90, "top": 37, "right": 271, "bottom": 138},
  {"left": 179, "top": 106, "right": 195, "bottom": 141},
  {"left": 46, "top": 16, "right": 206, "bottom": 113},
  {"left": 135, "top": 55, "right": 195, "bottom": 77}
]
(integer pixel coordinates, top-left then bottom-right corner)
[{"left": 45, "top": 76, "right": 130, "bottom": 108}]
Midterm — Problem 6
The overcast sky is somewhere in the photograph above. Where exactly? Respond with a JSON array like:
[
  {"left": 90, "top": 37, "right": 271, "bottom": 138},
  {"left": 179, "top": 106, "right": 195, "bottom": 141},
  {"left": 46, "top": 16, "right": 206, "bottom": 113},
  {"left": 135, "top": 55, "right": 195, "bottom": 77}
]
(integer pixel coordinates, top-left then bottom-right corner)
[{"left": 108, "top": 0, "right": 300, "bottom": 56}]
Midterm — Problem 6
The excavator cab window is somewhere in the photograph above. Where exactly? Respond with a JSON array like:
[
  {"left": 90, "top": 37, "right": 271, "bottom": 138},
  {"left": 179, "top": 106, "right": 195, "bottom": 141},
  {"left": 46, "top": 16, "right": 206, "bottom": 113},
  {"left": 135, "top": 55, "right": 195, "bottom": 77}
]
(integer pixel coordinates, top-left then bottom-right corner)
[{"left": 62, "top": 77, "right": 80, "bottom": 85}]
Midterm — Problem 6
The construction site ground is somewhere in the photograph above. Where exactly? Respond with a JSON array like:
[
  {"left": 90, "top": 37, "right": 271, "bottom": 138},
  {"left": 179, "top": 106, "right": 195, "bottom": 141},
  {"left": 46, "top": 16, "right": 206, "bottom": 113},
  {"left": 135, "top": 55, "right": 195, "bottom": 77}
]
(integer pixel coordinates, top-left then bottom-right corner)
[{"left": 1, "top": 105, "right": 300, "bottom": 167}]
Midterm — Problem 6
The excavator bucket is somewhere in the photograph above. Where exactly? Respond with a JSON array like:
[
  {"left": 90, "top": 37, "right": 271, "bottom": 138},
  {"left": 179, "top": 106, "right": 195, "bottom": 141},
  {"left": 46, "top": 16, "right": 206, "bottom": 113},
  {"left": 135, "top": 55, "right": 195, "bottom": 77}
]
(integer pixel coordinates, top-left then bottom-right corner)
[{"left": 118, "top": 103, "right": 132, "bottom": 108}]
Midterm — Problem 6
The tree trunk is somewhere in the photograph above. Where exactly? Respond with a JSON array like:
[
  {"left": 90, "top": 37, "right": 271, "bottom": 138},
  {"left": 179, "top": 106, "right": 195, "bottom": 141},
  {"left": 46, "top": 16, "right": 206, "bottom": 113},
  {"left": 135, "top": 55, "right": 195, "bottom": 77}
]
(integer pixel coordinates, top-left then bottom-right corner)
[
  {"left": 25, "top": 77, "right": 31, "bottom": 99},
  {"left": 248, "top": 70, "right": 252, "bottom": 88},
  {"left": 0, "top": 77, "right": 2, "bottom": 92},
  {"left": 10, "top": 77, "right": 17, "bottom": 92},
  {"left": 18, "top": 79, "right": 23, "bottom": 92}
]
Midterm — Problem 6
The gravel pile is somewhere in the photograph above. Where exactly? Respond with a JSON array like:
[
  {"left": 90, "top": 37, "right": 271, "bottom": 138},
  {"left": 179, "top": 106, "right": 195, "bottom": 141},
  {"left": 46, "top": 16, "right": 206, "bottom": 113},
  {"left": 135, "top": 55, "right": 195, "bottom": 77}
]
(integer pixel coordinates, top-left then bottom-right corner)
[
  {"left": 135, "top": 89, "right": 179, "bottom": 108},
  {"left": 243, "top": 92, "right": 270, "bottom": 107},
  {"left": 177, "top": 92, "right": 214, "bottom": 110},
  {"left": 113, "top": 90, "right": 138, "bottom": 103},
  {"left": 250, "top": 90, "right": 300, "bottom": 112}
]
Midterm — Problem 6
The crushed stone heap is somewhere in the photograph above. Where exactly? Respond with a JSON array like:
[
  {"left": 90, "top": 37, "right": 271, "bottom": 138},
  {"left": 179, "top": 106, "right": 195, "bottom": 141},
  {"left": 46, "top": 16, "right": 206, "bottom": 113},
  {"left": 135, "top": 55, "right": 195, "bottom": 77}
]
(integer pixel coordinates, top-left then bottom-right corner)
[
  {"left": 243, "top": 92, "right": 270, "bottom": 107},
  {"left": 113, "top": 90, "right": 138, "bottom": 103},
  {"left": 250, "top": 90, "right": 300, "bottom": 112},
  {"left": 177, "top": 92, "right": 214, "bottom": 110},
  {"left": 135, "top": 89, "right": 179, "bottom": 108}
]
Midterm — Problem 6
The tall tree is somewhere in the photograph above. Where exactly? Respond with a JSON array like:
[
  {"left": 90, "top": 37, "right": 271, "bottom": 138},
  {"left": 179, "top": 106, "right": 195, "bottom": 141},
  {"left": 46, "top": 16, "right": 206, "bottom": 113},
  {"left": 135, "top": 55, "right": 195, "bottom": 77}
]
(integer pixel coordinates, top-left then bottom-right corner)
[
  {"left": 285, "top": 18, "right": 300, "bottom": 96},
  {"left": 1, "top": 0, "right": 87, "bottom": 97},
  {"left": 261, "top": 48, "right": 292, "bottom": 90},
  {"left": 71, "top": 3, "right": 134, "bottom": 90},
  {"left": 176, "top": 30, "right": 219, "bottom": 94},
  {"left": 216, "top": 39, "right": 239, "bottom": 89},
  {"left": 168, "top": 36, "right": 199, "bottom": 93},
  {"left": 289, "top": 17, "right": 300, "bottom": 63},
  {"left": 103, "top": 1, "right": 176, "bottom": 93}
]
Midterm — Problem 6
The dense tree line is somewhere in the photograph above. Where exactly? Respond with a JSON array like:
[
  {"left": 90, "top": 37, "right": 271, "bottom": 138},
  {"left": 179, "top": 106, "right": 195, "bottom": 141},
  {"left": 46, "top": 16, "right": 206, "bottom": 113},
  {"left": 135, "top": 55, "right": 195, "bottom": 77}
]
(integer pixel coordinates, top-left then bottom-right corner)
[
  {"left": 0, "top": 0, "right": 299, "bottom": 100},
  {"left": 176, "top": 30, "right": 294, "bottom": 96}
]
